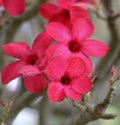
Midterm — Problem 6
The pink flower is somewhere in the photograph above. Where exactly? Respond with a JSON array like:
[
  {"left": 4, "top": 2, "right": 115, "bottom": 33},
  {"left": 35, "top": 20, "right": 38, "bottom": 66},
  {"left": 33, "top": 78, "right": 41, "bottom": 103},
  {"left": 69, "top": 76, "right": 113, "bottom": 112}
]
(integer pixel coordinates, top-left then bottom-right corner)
[
  {"left": 45, "top": 18, "right": 109, "bottom": 74},
  {"left": 46, "top": 56, "right": 93, "bottom": 102},
  {"left": 1, "top": 32, "right": 53, "bottom": 93},
  {"left": 0, "top": 0, "right": 26, "bottom": 16},
  {"left": 39, "top": 1, "right": 88, "bottom": 27}
]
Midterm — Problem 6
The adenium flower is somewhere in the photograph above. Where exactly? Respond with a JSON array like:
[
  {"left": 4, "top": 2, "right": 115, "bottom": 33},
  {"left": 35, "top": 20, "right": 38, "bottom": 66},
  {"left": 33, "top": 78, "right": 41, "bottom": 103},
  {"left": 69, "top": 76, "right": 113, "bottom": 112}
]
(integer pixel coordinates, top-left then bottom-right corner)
[
  {"left": 45, "top": 18, "right": 109, "bottom": 74},
  {"left": 46, "top": 56, "right": 93, "bottom": 102},
  {"left": 39, "top": 0, "right": 88, "bottom": 27},
  {"left": 1, "top": 32, "right": 53, "bottom": 93},
  {"left": 0, "top": 0, "right": 26, "bottom": 16}
]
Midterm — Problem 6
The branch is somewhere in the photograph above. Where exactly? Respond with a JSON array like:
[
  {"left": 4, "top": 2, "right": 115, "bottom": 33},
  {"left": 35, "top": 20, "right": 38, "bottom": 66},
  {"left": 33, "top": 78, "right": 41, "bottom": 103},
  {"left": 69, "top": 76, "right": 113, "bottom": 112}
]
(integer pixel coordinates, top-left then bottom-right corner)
[
  {"left": 39, "top": 93, "right": 48, "bottom": 125},
  {"left": 5, "top": 92, "right": 42, "bottom": 125},
  {"left": 95, "top": 0, "right": 120, "bottom": 82},
  {"left": 60, "top": 111, "right": 96, "bottom": 125},
  {"left": 0, "top": 100, "right": 13, "bottom": 125}
]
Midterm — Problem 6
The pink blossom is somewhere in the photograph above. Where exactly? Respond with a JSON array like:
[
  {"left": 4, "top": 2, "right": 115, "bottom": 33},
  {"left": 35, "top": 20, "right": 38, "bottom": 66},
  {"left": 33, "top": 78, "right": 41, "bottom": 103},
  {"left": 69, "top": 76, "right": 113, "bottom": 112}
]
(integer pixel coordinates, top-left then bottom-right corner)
[
  {"left": 39, "top": 1, "right": 88, "bottom": 27},
  {"left": 0, "top": 0, "right": 26, "bottom": 16},
  {"left": 1, "top": 32, "right": 53, "bottom": 93},
  {"left": 45, "top": 18, "right": 109, "bottom": 74},
  {"left": 46, "top": 56, "right": 93, "bottom": 102}
]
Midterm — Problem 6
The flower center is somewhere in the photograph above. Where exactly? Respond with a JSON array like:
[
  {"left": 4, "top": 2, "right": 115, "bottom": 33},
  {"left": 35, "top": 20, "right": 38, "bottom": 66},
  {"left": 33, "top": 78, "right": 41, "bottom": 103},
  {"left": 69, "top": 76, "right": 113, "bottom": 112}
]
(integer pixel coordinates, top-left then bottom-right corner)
[
  {"left": 27, "top": 54, "right": 38, "bottom": 65},
  {"left": 69, "top": 41, "right": 80, "bottom": 53},
  {"left": 61, "top": 74, "right": 71, "bottom": 85},
  {"left": 63, "top": 9, "right": 70, "bottom": 18}
]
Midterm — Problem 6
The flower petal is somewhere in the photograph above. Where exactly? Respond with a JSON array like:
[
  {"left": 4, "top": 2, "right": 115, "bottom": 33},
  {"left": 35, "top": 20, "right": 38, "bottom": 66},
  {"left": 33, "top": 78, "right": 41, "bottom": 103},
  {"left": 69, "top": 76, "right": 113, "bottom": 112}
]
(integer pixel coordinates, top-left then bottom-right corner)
[
  {"left": 79, "top": 53, "right": 93, "bottom": 74},
  {"left": 0, "top": 0, "right": 3, "bottom": 6},
  {"left": 75, "top": 53, "right": 93, "bottom": 74},
  {"left": 58, "top": 0, "right": 71, "bottom": 9},
  {"left": 46, "top": 57, "right": 67, "bottom": 80},
  {"left": 32, "top": 31, "right": 53, "bottom": 58},
  {"left": 46, "top": 44, "right": 71, "bottom": 59},
  {"left": 64, "top": 86, "right": 82, "bottom": 101},
  {"left": 45, "top": 22, "right": 71, "bottom": 44},
  {"left": 2, "top": 42, "right": 31, "bottom": 60},
  {"left": 19, "top": 65, "right": 40, "bottom": 76},
  {"left": 47, "top": 82, "right": 65, "bottom": 102},
  {"left": 3, "top": 0, "right": 25, "bottom": 16},
  {"left": 72, "top": 0, "right": 95, "bottom": 9},
  {"left": 23, "top": 74, "right": 46, "bottom": 94},
  {"left": 78, "top": 0, "right": 94, "bottom": 5},
  {"left": 70, "top": 6, "right": 89, "bottom": 22},
  {"left": 1, "top": 61, "right": 27, "bottom": 84},
  {"left": 81, "top": 40, "right": 109, "bottom": 57},
  {"left": 73, "top": 18, "right": 94, "bottom": 42},
  {"left": 39, "top": 3, "right": 61, "bottom": 19},
  {"left": 67, "top": 57, "right": 86, "bottom": 78},
  {"left": 71, "top": 74, "right": 93, "bottom": 94}
]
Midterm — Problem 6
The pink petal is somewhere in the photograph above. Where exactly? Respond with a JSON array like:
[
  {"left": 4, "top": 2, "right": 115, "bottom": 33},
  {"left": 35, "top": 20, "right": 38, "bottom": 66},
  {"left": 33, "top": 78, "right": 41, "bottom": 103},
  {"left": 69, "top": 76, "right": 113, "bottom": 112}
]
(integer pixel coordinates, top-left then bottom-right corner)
[
  {"left": 58, "top": 0, "right": 71, "bottom": 9},
  {"left": 23, "top": 74, "right": 46, "bottom": 94},
  {"left": 35, "top": 58, "right": 47, "bottom": 71},
  {"left": 75, "top": 53, "right": 93, "bottom": 74},
  {"left": 32, "top": 31, "right": 53, "bottom": 58},
  {"left": 1, "top": 61, "right": 27, "bottom": 84},
  {"left": 39, "top": 3, "right": 61, "bottom": 19},
  {"left": 79, "top": 0, "right": 94, "bottom": 5},
  {"left": 79, "top": 54, "right": 92, "bottom": 74},
  {"left": 71, "top": 74, "right": 93, "bottom": 94},
  {"left": 73, "top": 0, "right": 95, "bottom": 9},
  {"left": 73, "top": 18, "right": 94, "bottom": 42},
  {"left": 2, "top": 42, "right": 31, "bottom": 60},
  {"left": 47, "top": 82, "right": 65, "bottom": 102},
  {"left": 3, "top": 0, "right": 26, "bottom": 16},
  {"left": 81, "top": 40, "right": 109, "bottom": 57},
  {"left": 64, "top": 86, "right": 82, "bottom": 101},
  {"left": 0, "top": 0, "right": 3, "bottom": 6},
  {"left": 49, "top": 10, "right": 70, "bottom": 26},
  {"left": 45, "top": 22, "right": 71, "bottom": 44},
  {"left": 67, "top": 57, "right": 86, "bottom": 78},
  {"left": 19, "top": 65, "right": 40, "bottom": 76},
  {"left": 46, "top": 57, "right": 67, "bottom": 80},
  {"left": 46, "top": 44, "right": 71, "bottom": 59},
  {"left": 70, "top": 6, "right": 89, "bottom": 22}
]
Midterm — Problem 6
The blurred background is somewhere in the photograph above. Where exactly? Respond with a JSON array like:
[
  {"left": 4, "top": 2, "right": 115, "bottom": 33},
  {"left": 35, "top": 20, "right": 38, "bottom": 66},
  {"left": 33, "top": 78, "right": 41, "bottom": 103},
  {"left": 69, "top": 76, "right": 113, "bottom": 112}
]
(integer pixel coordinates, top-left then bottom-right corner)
[{"left": 0, "top": 0, "right": 120, "bottom": 125}]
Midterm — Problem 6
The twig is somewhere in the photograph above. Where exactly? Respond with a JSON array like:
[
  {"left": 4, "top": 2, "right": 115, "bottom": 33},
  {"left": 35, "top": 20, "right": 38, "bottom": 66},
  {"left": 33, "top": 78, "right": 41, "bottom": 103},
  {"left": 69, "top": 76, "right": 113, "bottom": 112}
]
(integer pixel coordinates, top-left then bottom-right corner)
[
  {"left": 5, "top": 92, "right": 41, "bottom": 125},
  {"left": 0, "top": 100, "right": 13, "bottom": 125},
  {"left": 95, "top": 0, "right": 120, "bottom": 82}
]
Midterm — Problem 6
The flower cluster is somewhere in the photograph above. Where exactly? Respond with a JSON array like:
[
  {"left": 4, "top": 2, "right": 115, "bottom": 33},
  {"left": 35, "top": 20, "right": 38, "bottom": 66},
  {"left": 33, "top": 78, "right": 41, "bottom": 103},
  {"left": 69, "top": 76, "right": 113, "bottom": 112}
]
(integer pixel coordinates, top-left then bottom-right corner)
[{"left": 1, "top": 0, "right": 109, "bottom": 102}]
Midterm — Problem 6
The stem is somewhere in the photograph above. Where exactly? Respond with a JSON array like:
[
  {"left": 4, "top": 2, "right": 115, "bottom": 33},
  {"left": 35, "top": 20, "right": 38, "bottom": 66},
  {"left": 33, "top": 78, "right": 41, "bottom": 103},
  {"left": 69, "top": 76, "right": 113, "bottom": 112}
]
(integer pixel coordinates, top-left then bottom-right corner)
[
  {"left": 39, "top": 93, "right": 48, "bottom": 125},
  {"left": 59, "top": 111, "right": 97, "bottom": 125},
  {"left": 95, "top": 0, "right": 120, "bottom": 81},
  {"left": 0, "top": 100, "right": 13, "bottom": 125},
  {"left": 5, "top": 92, "right": 40, "bottom": 125}
]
